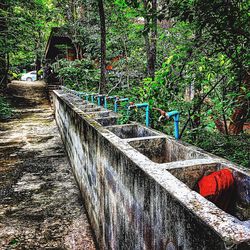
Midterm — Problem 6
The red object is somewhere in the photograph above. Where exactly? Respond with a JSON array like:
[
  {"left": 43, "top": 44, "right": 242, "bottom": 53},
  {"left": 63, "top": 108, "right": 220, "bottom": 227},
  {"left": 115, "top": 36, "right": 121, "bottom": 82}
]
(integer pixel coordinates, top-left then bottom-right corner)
[
  {"left": 106, "top": 65, "right": 113, "bottom": 70},
  {"left": 198, "top": 168, "right": 234, "bottom": 211},
  {"left": 198, "top": 168, "right": 234, "bottom": 197}
]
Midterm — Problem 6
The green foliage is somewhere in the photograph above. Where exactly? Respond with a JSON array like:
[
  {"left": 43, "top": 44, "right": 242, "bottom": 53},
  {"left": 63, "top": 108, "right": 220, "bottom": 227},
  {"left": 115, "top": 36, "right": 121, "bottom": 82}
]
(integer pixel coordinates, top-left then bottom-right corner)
[
  {"left": 53, "top": 59, "right": 100, "bottom": 91},
  {"left": 190, "top": 131, "right": 250, "bottom": 168},
  {"left": 1, "top": 0, "right": 249, "bottom": 167},
  {"left": 0, "top": 0, "right": 60, "bottom": 87},
  {"left": 0, "top": 97, "right": 13, "bottom": 120}
]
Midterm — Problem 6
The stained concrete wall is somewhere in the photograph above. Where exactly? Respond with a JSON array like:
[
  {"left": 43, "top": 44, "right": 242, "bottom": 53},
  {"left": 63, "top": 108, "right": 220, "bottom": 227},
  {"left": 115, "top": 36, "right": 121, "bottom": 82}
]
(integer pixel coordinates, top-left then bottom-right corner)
[{"left": 53, "top": 90, "right": 250, "bottom": 250}]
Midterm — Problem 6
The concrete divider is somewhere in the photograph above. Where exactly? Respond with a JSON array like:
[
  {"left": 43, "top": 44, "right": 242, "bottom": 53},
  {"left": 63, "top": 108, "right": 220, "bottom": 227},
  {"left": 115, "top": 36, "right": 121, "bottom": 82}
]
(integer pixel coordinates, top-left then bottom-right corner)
[{"left": 53, "top": 90, "right": 250, "bottom": 250}]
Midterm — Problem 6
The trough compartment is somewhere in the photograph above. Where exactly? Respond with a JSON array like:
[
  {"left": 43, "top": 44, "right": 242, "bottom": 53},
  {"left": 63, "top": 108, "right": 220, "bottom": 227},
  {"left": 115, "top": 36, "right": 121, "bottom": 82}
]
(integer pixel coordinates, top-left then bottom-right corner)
[
  {"left": 95, "top": 117, "right": 118, "bottom": 126},
  {"left": 106, "top": 124, "right": 159, "bottom": 139},
  {"left": 80, "top": 104, "right": 95, "bottom": 108},
  {"left": 168, "top": 163, "right": 250, "bottom": 221},
  {"left": 129, "top": 137, "right": 208, "bottom": 163},
  {"left": 80, "top": 106, "right": 104, "bottom": 112},
  {"left": 66, "top": 98, "right": 82, "bottom": 104},
  {"left": 87, "top": 111, "right": 116, "bottom": 119}
]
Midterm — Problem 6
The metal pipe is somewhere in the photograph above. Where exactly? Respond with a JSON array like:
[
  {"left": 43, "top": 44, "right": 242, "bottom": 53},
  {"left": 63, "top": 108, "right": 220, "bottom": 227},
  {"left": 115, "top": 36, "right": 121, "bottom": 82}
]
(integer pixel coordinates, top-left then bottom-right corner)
[
  {"left": 84, "top": 93, "right": 97, "bottom": 103},
  {"left": 104, "top": 96, "right": 107, "bottom": 109},
  {"left": 105, "top": 96, "right": 118, "bottom": 110},
  {"left": 91, "top": 95, "right": 95, "bottom": 103},
  {"left": 128, "top": 102, "right": 150, "bottom": 127},
  {"left": 166, "top": 111, "right": 180, "bottom": 139},
  {"left": 153, "top": 108, "right": 180, "bottom": 139},
  {"left": 114, "top": 98, "right": 129, "bottom": 112},
  {"left": 96, "top": 94, "right": 107, "bottom": 107},
  {"left": 85, "top": 95, "right": 89, "bottom": 102}
]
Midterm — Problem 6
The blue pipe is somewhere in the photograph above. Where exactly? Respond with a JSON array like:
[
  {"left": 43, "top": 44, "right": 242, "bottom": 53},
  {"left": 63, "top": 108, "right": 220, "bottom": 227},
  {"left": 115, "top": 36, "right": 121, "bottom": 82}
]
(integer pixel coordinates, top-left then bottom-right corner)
[
  {"left": 104, "top": 97, "right": 107, "bottom": 109},
  {"left": 114, "top": 98, "right": 129, "bottom": 112},
  {"left": 97, "top": 96, "right": 101, "bottom": 106},
  {"left": 97, "top": 95, "right": 107, "bottom": 107},
  {"left": 166, "top": 111, "right": 180, "bottom": 139},
  {"left": 128, "top": 103, "right": 150, "bottom": 127},
  {"left": 105, "top": 96, "right": 118, "bottom": 110},
  {"left": 83, "top": 93, "right": 97, "bottom": 103}
]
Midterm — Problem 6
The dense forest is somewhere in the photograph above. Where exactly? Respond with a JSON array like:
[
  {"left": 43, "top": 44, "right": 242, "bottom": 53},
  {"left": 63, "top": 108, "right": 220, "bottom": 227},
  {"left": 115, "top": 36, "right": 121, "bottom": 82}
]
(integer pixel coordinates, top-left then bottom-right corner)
[{"left": 0, "top": 0, "right": 249, "bottom": 167}]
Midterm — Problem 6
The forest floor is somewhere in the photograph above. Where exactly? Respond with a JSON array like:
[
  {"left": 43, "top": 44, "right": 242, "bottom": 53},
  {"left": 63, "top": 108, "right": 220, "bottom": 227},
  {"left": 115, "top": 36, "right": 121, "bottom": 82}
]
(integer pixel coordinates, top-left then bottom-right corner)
[{"left": 0, "top": 81, "right": 96, "bottom": 249}]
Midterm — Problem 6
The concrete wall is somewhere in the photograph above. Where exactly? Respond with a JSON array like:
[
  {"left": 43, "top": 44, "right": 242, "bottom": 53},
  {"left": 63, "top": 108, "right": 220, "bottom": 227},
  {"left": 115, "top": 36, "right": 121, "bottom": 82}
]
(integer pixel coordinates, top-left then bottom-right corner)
[{"left": 53, "top": 90, "right": 250, "bottom": 250}]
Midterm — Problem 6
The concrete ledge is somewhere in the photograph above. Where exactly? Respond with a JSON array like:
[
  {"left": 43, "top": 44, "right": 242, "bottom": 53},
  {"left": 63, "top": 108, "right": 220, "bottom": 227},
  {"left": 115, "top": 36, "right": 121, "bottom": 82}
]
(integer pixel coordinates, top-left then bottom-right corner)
[{"left": 53, "top": 90, "right": 250, "bottom": 249}]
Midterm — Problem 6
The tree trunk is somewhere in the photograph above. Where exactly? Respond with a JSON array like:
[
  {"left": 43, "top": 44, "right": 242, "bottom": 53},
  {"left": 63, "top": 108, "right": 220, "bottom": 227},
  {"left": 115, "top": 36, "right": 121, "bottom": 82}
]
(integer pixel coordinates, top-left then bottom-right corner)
[
  {"left": 143, "top": 0, "right": 157, "bottom": 79},
  {"left": 148, "top": 0, "right": 157, "bottom": 79},
  {"left": 229, "top": 107, "right": 248, "bottom": 134},
  {"left": 143, "top": 0, "right": 151, "bottom": 77},
  {"left": 229, "top": 72, "right": 250, "bottom": 135},
  {"left": 98, "top": 0, "right": 106, "bottom": 94}
]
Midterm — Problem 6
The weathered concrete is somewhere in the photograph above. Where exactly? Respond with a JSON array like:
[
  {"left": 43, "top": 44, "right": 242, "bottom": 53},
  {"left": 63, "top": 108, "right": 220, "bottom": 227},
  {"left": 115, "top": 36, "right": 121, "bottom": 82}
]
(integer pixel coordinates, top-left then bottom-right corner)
[
  {"left": 0, "top": 81, "right": 96, "bottom": 249},
  {"left": 54, "top": 89, "right": 250, "bottom": 250}
]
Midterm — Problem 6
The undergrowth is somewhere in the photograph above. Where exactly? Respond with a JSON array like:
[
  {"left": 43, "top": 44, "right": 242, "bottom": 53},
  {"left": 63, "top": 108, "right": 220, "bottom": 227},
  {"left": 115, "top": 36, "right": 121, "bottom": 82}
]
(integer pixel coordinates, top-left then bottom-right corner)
[
  {"left": 0, "top": 96, "right": 13, "bottom": 120},
  {"left": 185, "top": 131, "right": 250, "bottom": 168}
]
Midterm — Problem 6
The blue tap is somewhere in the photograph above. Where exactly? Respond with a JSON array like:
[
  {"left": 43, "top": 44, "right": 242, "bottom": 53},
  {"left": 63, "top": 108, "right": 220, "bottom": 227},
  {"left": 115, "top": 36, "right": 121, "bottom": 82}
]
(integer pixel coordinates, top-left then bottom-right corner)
[
  {"left": 96, "top": 94, "right": 107, "bottom": 107},
  {"left": 105, "top": 96, "right": 118, "bottom": 110},
  {"left": 114, "top": 97, "right": 129, "bottom": 112},
  {"left": 104, "top": 96, "right": 107, "bottom": 109},
  {"left": 154, "top": 108, "right": 180, "bottom": 139},
  {"left": 166, "top": 111, "right": 180, "bottom": 139},
  {"left": 91, "top": 94, "right": 95, "bottom": 103},
  {"left": 83, "top": 93, "right": 97, "bottom": 103},
  {"left": 128, "top": 102, "right": 150, "bottom": 127},
  {"left": 85, "top": 94, "right": 89, "bottom": 102}
]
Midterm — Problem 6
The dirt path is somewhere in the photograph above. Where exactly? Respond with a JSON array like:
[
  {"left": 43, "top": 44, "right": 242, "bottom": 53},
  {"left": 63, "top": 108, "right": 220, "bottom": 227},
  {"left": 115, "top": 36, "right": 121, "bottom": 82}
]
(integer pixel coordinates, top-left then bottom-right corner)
[{"left": 0, "top": 81, "right": 96, "bottom": 249}]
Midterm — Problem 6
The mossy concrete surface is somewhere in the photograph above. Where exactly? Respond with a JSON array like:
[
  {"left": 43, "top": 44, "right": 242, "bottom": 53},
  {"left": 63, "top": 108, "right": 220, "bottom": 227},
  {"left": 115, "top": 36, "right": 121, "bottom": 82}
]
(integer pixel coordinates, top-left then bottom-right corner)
[{"left": 54, "top": 90, "right": 250, "bottom": 250}]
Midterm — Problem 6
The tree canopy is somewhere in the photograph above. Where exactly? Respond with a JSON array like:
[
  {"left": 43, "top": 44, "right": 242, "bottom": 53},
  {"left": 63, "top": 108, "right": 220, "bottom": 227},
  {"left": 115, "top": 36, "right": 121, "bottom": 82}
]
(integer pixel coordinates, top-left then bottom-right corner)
[{"left": 0, "top": 0, "right": 249, "bottom": 167}]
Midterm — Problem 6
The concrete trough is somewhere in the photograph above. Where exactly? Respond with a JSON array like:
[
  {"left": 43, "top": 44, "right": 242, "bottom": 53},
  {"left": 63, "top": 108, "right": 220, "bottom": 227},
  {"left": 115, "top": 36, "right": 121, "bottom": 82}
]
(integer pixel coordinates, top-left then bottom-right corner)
[
  {"left": 75, "top": 104, "right": 105, "bottom": 113},
  {"left": 53, "top": 90, "right": 250, "bottom": 250},
  {"left": 82, "top": 107, "right": 104, "bottom": 112},
  {"left": 80, "top": 103, "right": 95, "bottom": 108},
  {"left": 87, "top": 111, "right": 120, "bottom": 126},
  {"left": 168, "top": 162, "right": 250, "bottom": 221},
  {"left": 128, "top": 137, "right": 209, "bottom": 163},
  {"left": 106, "top": 124, "right": 160, "bottom": 139},
  {"left": 87, "top": 111, "right": 117, "bottom": 119},
  {"left": 95, "top": 116, "right": 119, "bottom": 126}
]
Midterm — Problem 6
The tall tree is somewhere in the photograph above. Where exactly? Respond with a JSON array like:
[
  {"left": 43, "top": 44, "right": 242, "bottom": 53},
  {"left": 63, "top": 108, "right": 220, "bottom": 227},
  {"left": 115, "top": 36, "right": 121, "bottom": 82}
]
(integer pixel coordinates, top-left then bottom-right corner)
[
  {"left": 128, "top": 0, "right": 158, "bottom": 79},
  {"left": 167, "top": 0, "right": 250, "bottom": 134},
  {"left": 148, "top": 0, "right": 157, "bottom": 79},
  {"left": 98, "top": 0, "right": 107, "bottom": 93}
]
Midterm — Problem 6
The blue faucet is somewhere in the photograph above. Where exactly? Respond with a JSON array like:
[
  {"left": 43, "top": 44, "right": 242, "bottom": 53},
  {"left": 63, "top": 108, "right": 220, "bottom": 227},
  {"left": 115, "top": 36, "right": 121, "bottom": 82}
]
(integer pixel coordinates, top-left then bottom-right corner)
[
  {"left": 95, "top": 94, "right": 107, "bottom": 107},
  {"left": 154, "top": 108, "right": 180, "bottom": 139},
  {"left": 84, "top": 93, "right": 97, "bottom": 103},
  {"left": 166, "top": 111, "right": 180, "bottom": 139},
  {"left": 105, "top": 96, "right": 118, "bottom": 109},
  {"left": 114, "top": 97, "right": 129, "bottom": 112},
  {"left": 128, "top": 102, "right": 150, "bottom": 127}
]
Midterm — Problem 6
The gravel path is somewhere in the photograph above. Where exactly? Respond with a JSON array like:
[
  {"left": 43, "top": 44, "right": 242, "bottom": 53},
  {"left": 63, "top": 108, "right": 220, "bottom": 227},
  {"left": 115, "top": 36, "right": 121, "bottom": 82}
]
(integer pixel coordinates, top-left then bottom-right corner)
[{"left": 0, "top": 81, "right": 96, "bottom": 249}]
